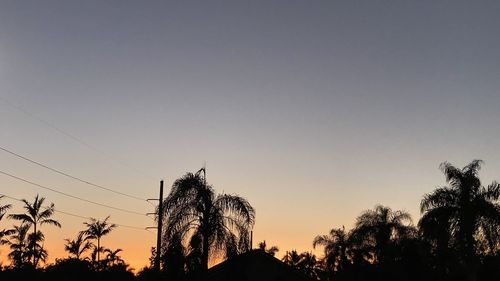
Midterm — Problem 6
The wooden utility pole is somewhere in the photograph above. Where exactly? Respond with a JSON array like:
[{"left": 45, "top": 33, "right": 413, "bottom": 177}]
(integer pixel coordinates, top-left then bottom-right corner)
[{"left": 155, "top": 180, "right": 164, "bottom": 271}]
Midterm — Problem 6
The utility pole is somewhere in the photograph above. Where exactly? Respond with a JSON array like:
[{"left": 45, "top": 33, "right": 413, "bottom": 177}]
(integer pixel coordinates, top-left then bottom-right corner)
[
  {"left": 147, "top": 180, "right": 164, "bottom": 272},
  {"left": 155, "top": 180, "right": 164, "bottom": 271}
]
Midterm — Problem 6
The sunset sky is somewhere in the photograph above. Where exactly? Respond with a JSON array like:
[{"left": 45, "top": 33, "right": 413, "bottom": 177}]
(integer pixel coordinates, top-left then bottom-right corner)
[{"left": 1, "top": 1, "right": 500, "bottom": 271}]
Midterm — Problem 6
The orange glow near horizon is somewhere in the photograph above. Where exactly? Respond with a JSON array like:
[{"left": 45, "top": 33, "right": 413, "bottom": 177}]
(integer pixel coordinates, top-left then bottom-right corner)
[{"left": 2, "top": 159, "right": 500, "bottom": 272}]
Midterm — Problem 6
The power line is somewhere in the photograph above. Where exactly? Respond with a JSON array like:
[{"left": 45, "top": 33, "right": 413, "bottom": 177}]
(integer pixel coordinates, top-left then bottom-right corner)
[
  {"left": 0, "top": 145, "right": 147, "bottom": 202},
  {"left": 55, "top": 208, "right": 149, "bottom": 231},
  {"left": 0, "top": 170, "right": 146, "bottom": 216},
  {"left": 0, "top": 95, "right": 156, "bottom": 179},
  {"left": 0, "top": 193, "right": 151, "bottom": 232}
]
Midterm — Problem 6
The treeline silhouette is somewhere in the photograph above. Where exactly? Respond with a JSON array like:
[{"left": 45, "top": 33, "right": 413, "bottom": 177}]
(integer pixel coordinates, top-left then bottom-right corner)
[
  {"left": 0, "top": 160, "right": 499, "bottom": 281},
  {"left": 277, "top": 160, "right": 500, "bottom": 281}
]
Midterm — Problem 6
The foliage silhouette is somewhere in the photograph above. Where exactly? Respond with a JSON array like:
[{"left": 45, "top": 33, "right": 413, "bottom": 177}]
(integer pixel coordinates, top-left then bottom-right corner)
[
  {"left": 257, "top": 240, "right": 279, "bottom": 256},
  {"left": 6, "top": 223, "right": 31, "bottom": 268},
  {"left": 419, "top": 160, "right": 500, "bottom": 281},
  {"left": 64, "top": 232, "right": 92, "bottom": 260},
  {"left": 161, "top": 232, "right": 188, "bottom": 280},
  {"left": 82, "top": 216, "right": 117, "bottom": 267},
  {"left": 161, "top": 169, "right": 255, "bottom": 276},
  {"left": 0, "top": 161, "right": 499, "bottom": 281},
  {"left": 350, "top": 205, "right": 415, "bottom": 265},
  {"left": 282, "top": 250, "right": 322, "bottom": 280},
  {"left": 103, "top": 248, "right": 125, "bottom": 267},
  {"left": 8, "top": 194, "right": 61, "bottom": 267},
  {"left": 313, "top": 226, "right": 351, "bottom": 276},
  {"left": 0, "top": 196, "right": 14, "bottom": 251}
]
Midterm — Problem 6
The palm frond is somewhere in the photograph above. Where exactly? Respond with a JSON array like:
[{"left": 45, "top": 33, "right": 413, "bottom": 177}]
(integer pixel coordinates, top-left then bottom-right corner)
[
  {"left": 8, "top": 213, "right": 35, "bottom": 224},
  {"left": 215, "top": 194, "right": 255, "bottom": 226},
  {"left": 420, "top": 187, "right": 458, "bottom": 213}
]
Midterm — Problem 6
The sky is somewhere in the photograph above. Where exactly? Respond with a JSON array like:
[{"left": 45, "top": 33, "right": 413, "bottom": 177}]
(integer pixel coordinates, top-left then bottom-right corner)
[{"left": 1, "top": 0, "right": 500, "bottom": 271}]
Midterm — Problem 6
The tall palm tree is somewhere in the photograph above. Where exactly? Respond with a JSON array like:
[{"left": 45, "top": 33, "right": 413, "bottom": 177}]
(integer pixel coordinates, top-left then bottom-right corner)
[
  {"left": 420, "top": 160, "right": 500, "bottom": 279},
  {"left": 0, "top": 196, "right": 14, "bottom": 246},
  {"left": 351, "top": 205, "right": 414, "bottom": 265},
  {"left": 82, "top": 216, "right": 116, "bottom": 264},
  {"left": 313, "top": 226, "right": 351, "bottom": 273},
  {"left": 64, "top": 232, "right": 93, "bottom": 259},
  {"left": 162, "top": 170, "right": 255, "bottom": 273},
  {"left": 8, "top": 194, "right": 61, "bottom": 265}
]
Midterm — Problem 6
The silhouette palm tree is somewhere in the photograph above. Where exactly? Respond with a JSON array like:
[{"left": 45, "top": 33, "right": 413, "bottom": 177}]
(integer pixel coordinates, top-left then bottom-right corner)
[
  {"left": 298, "top": 252, "right": 321, "bottom": 280},
  {"left": 65, "top": 232, "right": 93, "bottom": 259},
  {"left": 257, "top": 240, "right": 279, "bottom": 256},
  {"left": 0, "top": 196, "right": 14, "bottom": 246},
  {"left": 104, "top": 248, "right": 125, "bottom": 266},
  {"left": 313, "top": 226, "right": 351, "bottom": 273},
  {"left": 282, "top": 250, "right": 302, "bottom": 267},
  {"left": 8, "top": 194, "right": 61, "bottom": 266},
  {"left": 27, "top": 231, "right": 48, "bottom": 267},
  {"left": 162, "top": 170, "right": 255, "bottom": 273},
  {"left": 0, "top": 195, "right": 12, "bottom": 219},
  {"left": 282, "top": 250, "right": 321, "bottom": 280},
  {"left": 419, "top": 160, "right": 500, "bottom": 280},
  {"left": 82, "top": 216, "right": 116, "bottom": 265},
  {"left": 6, "top": 223, "right": 31, "bottom": 267},
  {"left": 351, "top": 205, "right": 414, "bottom": 265}
]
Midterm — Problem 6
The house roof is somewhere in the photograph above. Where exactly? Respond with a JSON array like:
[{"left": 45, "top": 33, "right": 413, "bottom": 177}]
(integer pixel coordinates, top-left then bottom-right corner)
[{"left": 206, "top": 250, "right": 311, "bottom": 281}]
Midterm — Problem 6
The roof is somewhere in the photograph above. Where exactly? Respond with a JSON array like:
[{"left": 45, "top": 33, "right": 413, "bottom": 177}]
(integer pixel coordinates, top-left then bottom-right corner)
[{"left": 206, "top": 250, "right": 311, "bottom": 281}]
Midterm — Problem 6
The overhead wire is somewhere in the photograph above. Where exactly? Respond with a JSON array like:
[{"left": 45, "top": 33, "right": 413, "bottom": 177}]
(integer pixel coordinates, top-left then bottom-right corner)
[
  {"left": 0, "top": 194, "right": 152, "bottom": 233},
  {"left": 0, "top": 95, "right": 157, "bottom": 179},
  {"left": 0, "top": 145, "right": 148, "bottom": 202},
  {"left": 0, "top": 170, "right": 147, "bottom": 216}
]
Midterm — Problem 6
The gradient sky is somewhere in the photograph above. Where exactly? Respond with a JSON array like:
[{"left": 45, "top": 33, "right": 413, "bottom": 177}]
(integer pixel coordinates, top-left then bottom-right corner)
[{"left": 1, "top": 0, "right": 500, "bottom": 270}]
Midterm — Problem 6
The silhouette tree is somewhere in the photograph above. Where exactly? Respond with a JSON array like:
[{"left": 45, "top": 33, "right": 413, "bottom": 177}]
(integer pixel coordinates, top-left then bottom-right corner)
[
  {"left": 298, "top": 252, "right": 322, "bottom": 280},
  {"left": 0, "top": 196, "right": 14, "bottom": 246},
  {"left": 104, "top": 248, "right": 125, "bottom": 267},
  {"left": 162, "top": 170, "right": 255, "bottom": 274},
  {"left": 161, "top": 232, "right": 188, "bottom": 280},
  {"left": 478, "top": 220, "right": 500, "bottom": 256},
  {"left": 282, "top": 250, "right": 322, "bottom": 280},
  {"left": 82, "top": 216, "right": 116, "bottom": 265},
  {"left": 420, "top": 160, "right": 500, "bottom": 280},
  {"left": 351, "top": 205, "right": 415, "bottom": 265},
  {"left": 64, "top": 232, "right": 92, "bottom": 260},
  {"left": 6, "top": 223, "right": 31, "bottom": 267},
  {"left": 257, "top": 240, "right": 279, "bottom": 256},
  {"left": 8, "top": 195, "right": 61, "bottom": 266},
  {"left": 282, "top": 250, "right": 304, "bottom": 268},
  {"left": 313, "top": 226, "right": 351, "bottom": 274},
  {"left": 28, "top": 231, "right": 48, "bottom": 267}
]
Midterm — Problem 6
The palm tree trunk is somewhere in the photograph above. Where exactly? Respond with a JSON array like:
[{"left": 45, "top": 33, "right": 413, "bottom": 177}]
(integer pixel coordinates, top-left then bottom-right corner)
[
  {"left": 97, "top": 237, "right": 100, "bottom": 263},
  {"left": 202, "top": 234, "right": 209, "bottom": 273},
  {"left": 33, "top": 223, "right": 37, "bottom": 266}
]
